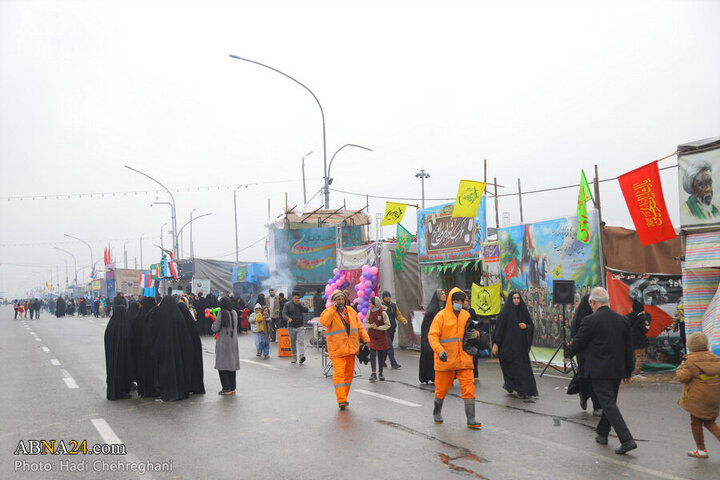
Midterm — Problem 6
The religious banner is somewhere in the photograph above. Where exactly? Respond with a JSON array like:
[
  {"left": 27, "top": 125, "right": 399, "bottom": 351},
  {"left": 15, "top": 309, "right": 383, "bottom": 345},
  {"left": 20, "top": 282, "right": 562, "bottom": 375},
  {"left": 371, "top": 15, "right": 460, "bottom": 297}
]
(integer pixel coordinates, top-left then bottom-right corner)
[
  {"left": 618, "top": 161, "right": 677, "bottom": 246},
  {"left": 417, "top": 199, "right": 487, "bottom": 264},
  {"left": 192, "top": 278, "right": 211, "bottom": 295},
  {"left": 677, "top": 139, "right": 720, "bottom": 228},
  {"left": 380, "top": 202, "right": 408, "bottom": 226},
  {"left": 605, "top": 267, "right": 682, "bottom": 337},
  {"left": 471, "top": 283, "right": 501, "bottom": 316},
  {"left": 394, "top": 224, "right": 413, "bottom": 270},
  {"left": 452, "top": 179, "right": 486, "bottom": 218},
  {"left": 481, "top": 242, "right": 500, "bottom": 263},
  {"left": 499, "top": 211, "right": 602, "bottom": 350},
  {"left": 274, "top": 225, "right": 363, "bottom": 283},
  {"left": 231, "top": 265, "right": 248, "bottom": 283},
  {"left": 577, "top": 170, "right": 594, "bottom": 244}
]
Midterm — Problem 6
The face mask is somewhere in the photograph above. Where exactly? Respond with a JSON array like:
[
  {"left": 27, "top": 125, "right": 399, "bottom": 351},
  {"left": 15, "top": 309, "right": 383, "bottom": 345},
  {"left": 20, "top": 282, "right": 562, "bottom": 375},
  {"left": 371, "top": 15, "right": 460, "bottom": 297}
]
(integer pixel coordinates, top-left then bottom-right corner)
[{"left": 452, "top": 302, "right": 463, "bottom": 312}]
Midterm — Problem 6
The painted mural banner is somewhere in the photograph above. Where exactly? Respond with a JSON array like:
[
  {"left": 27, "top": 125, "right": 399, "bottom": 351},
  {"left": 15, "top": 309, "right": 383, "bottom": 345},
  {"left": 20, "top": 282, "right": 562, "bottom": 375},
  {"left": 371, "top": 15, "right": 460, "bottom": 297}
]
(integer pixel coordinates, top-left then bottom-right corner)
[
  {"left": 606, "top": 267, "right": 682, "bottom": 337},
  {"left": 417, "top": 199, "right": 487, "bottom": 264},
  {"left": 274, "top": 226, "right": 363, "bottom": 284},
  {"left": 498, "top": 210, "right": 602, "bottom": 351}
]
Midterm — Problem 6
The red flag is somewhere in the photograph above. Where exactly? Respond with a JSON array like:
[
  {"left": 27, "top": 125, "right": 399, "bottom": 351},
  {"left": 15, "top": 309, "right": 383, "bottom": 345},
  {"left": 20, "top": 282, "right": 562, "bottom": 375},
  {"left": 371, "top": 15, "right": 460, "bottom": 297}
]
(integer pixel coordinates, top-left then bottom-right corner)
[
  {"left": 617, "top": 161, "right": 676, "bottom": 246},
  {"left": 606, "top": 271, "right": 672, "bottom": 336},
  {"left": 103, "top": 246, "right": 107, "bottom": 265},
  {"left": 504, "top": 257, "right": 519, "bottom": 280}
]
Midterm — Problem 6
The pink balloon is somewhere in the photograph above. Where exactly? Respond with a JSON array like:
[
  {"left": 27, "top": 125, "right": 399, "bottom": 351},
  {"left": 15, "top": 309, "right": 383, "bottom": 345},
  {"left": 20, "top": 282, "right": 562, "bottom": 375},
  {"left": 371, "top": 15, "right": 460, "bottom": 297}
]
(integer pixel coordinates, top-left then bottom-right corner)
[
  {"left": 361, "top": 265, "right": 370, "bottom": 272},
  {"left": 370, "top": 266, "right": 379, "bottom": 275},
  {"left": 364, "top": 280, "right": 372, "bottom": 287},
  {"left": 358, "top": 290, "right": 365, "bottom": 298}
]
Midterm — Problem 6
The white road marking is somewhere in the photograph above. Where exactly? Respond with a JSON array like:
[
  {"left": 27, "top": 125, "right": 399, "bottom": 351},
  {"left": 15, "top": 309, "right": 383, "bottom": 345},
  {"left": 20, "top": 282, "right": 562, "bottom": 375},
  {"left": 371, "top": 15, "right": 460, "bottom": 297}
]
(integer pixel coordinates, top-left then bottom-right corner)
[
  {"left": 240, "top": 359, "right": 278, "bottom": 370},
  {"left": 30, "top": 332, "right": 37, "bottom": 336},
  {"left": 91, "top": 418, "right": 123, "bottom": 445},
  {"left": 63, "top": 378, "right": 79, "bottom": 389},
  {"left": 354, "top": 389, "right": 422, "bottom": 407},
  {"left": 482, "top": 423, "right": 692, "bottom": 480},
  {"left": 60, "top": 369, "right": 79, "bottom": 389},
  {"left": 51, "top": 359, "right": 61, "bottom": 366},
  {"left": 35, "top": 338, "right": 42, "bottom": 342},
  {"left": 42, "top": 347, "right": 50, "bottom": 353}
]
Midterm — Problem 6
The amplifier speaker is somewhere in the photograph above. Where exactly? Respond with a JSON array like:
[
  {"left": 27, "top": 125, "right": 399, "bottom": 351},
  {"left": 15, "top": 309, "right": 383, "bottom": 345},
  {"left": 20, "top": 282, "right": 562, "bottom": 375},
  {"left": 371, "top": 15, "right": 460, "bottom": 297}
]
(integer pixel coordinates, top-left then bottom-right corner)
[{"left": 552, "top": 279, "right": 576, "bottom": 304}]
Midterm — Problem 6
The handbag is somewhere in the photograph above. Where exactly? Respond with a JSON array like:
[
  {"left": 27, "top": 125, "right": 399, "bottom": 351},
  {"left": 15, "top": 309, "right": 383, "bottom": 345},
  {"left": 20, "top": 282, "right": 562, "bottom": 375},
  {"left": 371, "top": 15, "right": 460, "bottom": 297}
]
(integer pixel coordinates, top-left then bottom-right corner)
[{"left": 566, "top": 373, "right": 583, "bottom": 395}]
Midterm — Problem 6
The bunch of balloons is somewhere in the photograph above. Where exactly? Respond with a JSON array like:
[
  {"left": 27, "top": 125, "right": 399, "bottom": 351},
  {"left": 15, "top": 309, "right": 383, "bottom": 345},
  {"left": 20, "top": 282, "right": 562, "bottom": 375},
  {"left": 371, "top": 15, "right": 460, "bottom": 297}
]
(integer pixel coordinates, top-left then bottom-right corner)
[
  {"left": 354, "top": 264, "right": 379, "bottom": 321},
  {"left": 324, "top": 268, "right": 352, "bottom": 309}
]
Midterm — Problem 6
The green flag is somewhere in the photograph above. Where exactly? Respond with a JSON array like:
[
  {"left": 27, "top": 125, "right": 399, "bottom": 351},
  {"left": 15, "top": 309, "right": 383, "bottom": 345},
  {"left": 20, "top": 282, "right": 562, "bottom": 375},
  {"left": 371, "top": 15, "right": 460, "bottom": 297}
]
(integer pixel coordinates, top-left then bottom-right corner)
[
  {"left": 394, "top": 224, "right": 412, "bottom": 270},
  {"left": 577, "top": 170, "right": 594, "bottom": 244}
]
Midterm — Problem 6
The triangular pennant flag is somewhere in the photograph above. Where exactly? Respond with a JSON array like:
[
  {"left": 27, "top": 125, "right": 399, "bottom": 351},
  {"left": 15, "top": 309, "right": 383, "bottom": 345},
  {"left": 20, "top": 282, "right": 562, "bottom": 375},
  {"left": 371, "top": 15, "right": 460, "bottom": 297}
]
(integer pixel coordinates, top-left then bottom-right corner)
[{"left": 577, "top": 170, "right": 594, "bottom": 244}]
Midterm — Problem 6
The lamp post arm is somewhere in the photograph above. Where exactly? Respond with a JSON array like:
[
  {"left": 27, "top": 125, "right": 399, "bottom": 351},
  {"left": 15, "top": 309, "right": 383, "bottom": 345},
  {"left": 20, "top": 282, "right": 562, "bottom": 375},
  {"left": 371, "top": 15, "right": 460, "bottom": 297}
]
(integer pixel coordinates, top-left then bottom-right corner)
[
  {"left": 177, "top": 213, "right": 212, "bottom": 236},
  {"left": 328, "top": 144, "right": 374, "bottom": 180}
]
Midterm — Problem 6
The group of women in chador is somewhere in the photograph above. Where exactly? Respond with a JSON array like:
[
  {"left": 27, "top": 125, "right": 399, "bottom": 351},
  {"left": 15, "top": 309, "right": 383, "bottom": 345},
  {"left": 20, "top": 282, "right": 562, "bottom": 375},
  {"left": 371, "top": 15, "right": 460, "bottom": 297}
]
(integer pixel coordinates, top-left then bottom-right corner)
[{"left": 104, "top": 295, "right": 205, "bottom": 401}]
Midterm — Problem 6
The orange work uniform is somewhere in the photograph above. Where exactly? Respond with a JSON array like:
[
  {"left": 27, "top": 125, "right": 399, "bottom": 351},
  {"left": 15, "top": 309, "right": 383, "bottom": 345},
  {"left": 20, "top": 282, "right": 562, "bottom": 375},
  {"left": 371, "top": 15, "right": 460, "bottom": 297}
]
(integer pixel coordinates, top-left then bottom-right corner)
[
  {"left": 428, "top": 287, "right": 476, "bottom": 400},
  {"left": 320, "top": 304, "right": 370, "bottom": 405}
]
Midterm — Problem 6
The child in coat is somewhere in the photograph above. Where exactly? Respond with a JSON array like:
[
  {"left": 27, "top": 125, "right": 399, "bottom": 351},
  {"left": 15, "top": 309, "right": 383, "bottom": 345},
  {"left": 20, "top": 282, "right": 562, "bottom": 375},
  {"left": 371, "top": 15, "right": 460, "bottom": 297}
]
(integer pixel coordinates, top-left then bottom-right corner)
[{"left": 677, "top": 332, "right": 720, "bottom": 458}]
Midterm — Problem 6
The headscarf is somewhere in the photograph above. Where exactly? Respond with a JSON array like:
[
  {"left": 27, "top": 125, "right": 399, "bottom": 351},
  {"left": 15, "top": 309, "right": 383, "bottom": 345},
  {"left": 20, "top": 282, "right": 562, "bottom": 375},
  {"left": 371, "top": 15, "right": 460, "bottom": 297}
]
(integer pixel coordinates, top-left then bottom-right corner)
[
  {"left": 570, "top": 294, "right": 592, "bottom": 337},
  {"left": 498, "top": 291, "right": 532, "bottom": 326},
  {"left": 631, "top": 299, "right": 644, "bottom": 314},
  {"left": 219, "top": 296, "right": 233, "bottom": 332}
]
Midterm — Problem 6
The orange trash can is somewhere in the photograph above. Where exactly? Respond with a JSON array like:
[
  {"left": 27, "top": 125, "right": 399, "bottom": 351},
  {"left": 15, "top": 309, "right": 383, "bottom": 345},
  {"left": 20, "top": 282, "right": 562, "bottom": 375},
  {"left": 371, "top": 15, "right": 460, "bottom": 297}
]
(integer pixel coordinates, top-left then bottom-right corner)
[{"left": 277, "top": 328, "right": 292, "bottom": 357}]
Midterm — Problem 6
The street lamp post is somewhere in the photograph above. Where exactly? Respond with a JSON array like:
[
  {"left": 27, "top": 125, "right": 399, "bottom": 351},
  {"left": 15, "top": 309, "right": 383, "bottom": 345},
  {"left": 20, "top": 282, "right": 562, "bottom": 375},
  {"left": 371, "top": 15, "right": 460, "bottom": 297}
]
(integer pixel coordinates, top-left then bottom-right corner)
[
  {"left": 302, "top": 151, "right": 313, "bottom": 204},
  {"left": 64, "top": 234, "right": 94, "bottom": 281},
  {"left": 189, "top": 209, "right": 196, "bottom": 258},
  {"left": 326, "top": 144, "right": 373, "bottom": 206},
  {"left": 125, "top": 165, "right": 179, "bottom": 257},
  {"left": 177, "top": 213, "right": 212, "bottom": 260},
  {"left": 54, "top": 246, "right": 77, "bottom": 286},
  {"left": 233, "top": 185, "right": 249, "bottom": 262},
  {"left": 415, "top": 169, "right": 431, "bottom": 208},
  {"left": 151, "top": 202, "right": 173, "bottom": 254},
  {"left": 229, "top": 54, "right": 329, "bottom": 207},
  {"left": 139, "top": 233, "right": 144, "bottom": 268}
]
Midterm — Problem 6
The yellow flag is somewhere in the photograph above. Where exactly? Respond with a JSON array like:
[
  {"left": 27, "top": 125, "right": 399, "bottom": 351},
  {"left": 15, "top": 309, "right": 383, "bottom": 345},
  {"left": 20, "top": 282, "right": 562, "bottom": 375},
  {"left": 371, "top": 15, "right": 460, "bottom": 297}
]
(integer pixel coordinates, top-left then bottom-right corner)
[
  {"left": 452, "top": 179, "right": 486, "bottom": 217},
  {"left": 471, "top": 283, "right": 501, "bottom": 316},
  {"left": 380, "top": 202, "right": 407, "bottom": 226}
]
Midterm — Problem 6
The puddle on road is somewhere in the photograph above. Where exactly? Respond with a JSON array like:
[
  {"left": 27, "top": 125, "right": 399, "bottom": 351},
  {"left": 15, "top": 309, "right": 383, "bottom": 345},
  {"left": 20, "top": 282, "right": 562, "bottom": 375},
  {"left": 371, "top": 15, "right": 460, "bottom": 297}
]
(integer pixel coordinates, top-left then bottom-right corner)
[{"left": 377, "top": 420, "right": 491, "bottom": 479}]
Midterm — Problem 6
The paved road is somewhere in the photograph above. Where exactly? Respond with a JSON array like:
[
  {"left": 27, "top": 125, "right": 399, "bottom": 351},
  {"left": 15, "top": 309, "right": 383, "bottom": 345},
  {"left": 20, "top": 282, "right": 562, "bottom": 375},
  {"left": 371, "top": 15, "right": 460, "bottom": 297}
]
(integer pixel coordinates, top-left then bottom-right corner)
[{"left": 1, "top": 305, "right": 715, "bottom": 480}]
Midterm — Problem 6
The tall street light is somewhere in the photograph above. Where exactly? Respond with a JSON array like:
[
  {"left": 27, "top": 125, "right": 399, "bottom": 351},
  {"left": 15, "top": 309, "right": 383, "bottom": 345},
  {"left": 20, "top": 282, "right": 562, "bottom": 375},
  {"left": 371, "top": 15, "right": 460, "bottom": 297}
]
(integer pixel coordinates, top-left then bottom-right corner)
[
  {"left": 178, "top": 213, "right": 212, "bottom": 260},
  {"left": 125, "top": 165, "right": 179, "bottom": 257},
  {"left": 54, "top": 246, "right": 77, "bottom": 286},
  {"left": 233, "top": 185, "right": 250, "bottom": 262},
  {"left": 415, "top": 169, "right": 430, "bottom": 209},
  {"left": 327, "top": 144, "right": 373, "bottom": 206},
  {"left": 302, "top": 150, "right": 313, "bottom": 204},
  {"left": 228, "top": 54, "right": 329, "bottom": 206},
  {"left": 151, "top": 202, "right": 173, "bottom": 254},
  {"left": 64, "top": 234, "right": 94, "bottom": 281}
]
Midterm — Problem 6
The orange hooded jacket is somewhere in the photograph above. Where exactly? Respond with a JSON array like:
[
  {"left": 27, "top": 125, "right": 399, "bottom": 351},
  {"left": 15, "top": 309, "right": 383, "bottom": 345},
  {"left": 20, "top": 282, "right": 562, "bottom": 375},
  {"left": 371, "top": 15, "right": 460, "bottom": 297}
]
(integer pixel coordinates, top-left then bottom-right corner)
[
  {"left": 320, "top": 304, "right": 370, "bottom": 359},
  {"left": 427, "top": 287, "right": 474, "bottom": 371}
]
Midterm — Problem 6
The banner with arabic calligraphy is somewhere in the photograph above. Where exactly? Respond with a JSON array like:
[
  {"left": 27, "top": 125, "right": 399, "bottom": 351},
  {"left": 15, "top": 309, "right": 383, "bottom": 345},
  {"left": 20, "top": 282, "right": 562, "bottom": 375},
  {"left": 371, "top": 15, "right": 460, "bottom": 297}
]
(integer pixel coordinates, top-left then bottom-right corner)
[
  {"left": 273, "top": 226, "right": 363, "bottom": 283},
  {"left": 417, "top": 199, "right": 487, "bottom": 264},
  {"left": 618, "top": 161, "right": 677, "bottom": 246},
  {"left": 498, "top": 210, "right": 601, "bottom": 300}
]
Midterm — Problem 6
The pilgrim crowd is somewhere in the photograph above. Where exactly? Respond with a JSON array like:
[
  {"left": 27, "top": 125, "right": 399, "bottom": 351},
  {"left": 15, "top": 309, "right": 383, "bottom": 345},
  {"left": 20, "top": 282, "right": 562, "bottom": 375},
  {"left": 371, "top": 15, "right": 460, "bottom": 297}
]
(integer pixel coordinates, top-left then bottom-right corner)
[{"left": 19, "top": 282, "right": 719, "bottom": 459}]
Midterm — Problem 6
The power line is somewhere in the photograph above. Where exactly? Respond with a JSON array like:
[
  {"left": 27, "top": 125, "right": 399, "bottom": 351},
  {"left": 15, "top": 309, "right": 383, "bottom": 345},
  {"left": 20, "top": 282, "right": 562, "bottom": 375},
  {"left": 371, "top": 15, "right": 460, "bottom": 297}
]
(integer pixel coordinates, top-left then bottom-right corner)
[
  {"left": 203, "top": 235, "right": 268, "bottom": 259},
  {"left": 331, "top": 163, "right": 678, "bottom": 201},
  {"left": 0, "top": 177, "right": 321, "bottom": 202}
]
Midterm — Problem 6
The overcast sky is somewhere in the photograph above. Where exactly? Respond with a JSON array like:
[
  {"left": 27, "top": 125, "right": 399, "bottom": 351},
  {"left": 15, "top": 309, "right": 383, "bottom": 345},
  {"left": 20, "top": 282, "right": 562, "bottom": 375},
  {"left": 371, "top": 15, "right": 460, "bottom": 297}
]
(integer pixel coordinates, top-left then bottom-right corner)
[{"left": 1, "top": 0, "right": 719, "bottom": 298}]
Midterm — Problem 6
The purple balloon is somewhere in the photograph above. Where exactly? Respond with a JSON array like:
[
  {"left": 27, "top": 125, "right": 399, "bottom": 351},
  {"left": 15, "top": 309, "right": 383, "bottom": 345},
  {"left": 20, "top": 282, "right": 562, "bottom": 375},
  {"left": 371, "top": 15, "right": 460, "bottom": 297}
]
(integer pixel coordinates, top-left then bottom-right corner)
[
  {"left": 364, "top": 280, "right": 372, "bottom": 287},
  {"left": 371, "top": 275, "right": 377, "bottom": 282}
]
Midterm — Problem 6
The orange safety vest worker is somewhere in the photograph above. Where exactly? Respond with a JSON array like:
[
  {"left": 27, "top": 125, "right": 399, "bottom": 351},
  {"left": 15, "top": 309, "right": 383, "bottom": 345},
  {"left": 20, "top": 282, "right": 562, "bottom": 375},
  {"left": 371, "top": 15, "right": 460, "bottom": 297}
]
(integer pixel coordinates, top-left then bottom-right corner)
[
  {"left": 320, "top": 290, "right": 370, "bottom": 410},
  {"left": 427, "top": 287, "right": 481, "bottom": 429}
]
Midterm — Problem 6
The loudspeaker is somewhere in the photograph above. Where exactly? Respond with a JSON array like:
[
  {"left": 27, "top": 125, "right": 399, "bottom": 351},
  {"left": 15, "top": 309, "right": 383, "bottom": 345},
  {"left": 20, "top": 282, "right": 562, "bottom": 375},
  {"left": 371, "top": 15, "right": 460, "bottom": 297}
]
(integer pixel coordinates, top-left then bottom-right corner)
[{"left": 553, "top": 280, "right": 575, "bottom": 304}]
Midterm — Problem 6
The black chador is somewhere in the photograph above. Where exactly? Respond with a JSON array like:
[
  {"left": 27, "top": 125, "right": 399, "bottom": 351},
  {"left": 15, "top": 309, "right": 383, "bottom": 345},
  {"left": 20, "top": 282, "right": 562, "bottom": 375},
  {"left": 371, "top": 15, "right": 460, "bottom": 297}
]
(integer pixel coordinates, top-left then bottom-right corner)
[
  {"left": 104, "top": 298, "right": 135, "bottom": 400},
  {"left": 493, "top": 291, "right": 539, "bottom": 397},
  {"left": 134, "top": 297, "right": 158, "bottom": 397},
  {"left": 419, "top": 290, "right": 444, "bottom": 384},
  {"left": 55, "top": 297, "right": 66, "bottom": 317},
  {"left": 150, "top": 296, "right": 190, "bottom": 401},
  {"left": 178, "top": 302, "right": 206, "bottom": 394}
]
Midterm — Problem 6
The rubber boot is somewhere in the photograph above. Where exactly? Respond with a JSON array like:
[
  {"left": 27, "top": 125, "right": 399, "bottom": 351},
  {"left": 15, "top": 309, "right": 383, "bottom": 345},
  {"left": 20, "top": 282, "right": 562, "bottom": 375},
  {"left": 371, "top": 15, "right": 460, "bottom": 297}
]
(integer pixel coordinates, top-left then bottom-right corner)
[
  {"left": 433, "top": 397, "right": 444, "bottom": 424},
  {"left": 465, "top": 399, "right": 482, "bottom": 429}
]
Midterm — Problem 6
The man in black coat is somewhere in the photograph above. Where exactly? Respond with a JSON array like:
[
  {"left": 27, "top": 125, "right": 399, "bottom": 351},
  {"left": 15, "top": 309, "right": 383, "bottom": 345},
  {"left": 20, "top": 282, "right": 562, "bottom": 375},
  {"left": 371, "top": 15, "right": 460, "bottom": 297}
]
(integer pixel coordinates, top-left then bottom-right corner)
[{"left": 565, "top": 287, "right": 637, "bottom": 455}]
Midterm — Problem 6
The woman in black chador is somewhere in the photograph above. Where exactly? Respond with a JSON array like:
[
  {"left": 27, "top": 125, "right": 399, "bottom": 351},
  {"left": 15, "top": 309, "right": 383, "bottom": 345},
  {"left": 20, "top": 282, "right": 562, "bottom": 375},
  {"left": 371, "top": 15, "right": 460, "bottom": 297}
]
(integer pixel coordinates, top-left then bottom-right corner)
[
  {"left": 492, "top": 291, "right": 538, "bottom": 398},
  {"left": 104, "top": 297, "right": 135, "bottom": 400},
  {"left": 419, "top": 289, "right": 446, "bottom": 384},
  {"left": 55, "top": 296, "right": 66, "bottom": 317},
  {"left": 133, "top": 297, "right": 158, "bottom": 397},
  {"left": 150, "top": 296, "right": 190, "bottom": 401},
  {"left": 177, "top": 301, "right": 206, "bottom": 394}
]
